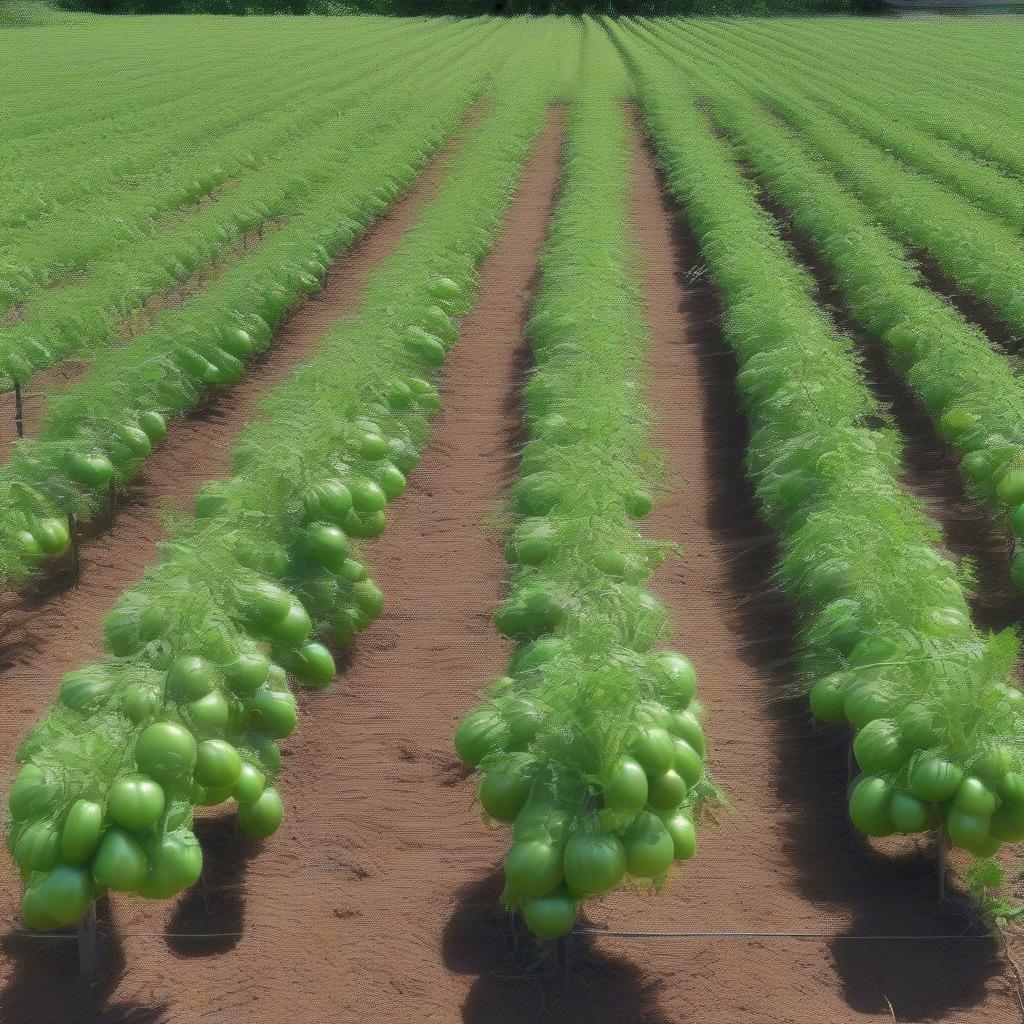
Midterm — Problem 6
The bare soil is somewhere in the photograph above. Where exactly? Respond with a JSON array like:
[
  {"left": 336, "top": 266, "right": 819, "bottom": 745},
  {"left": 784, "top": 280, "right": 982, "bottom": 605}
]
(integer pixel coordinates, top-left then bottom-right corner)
[
  {"left": 1, "top": 105, "right": 1022, "bottom": 1024},
  {"left": 0, "top": 125, "right": 467, "bottom": 1023},
  {"left": 564, "top": 117, "right": 1017, "bottom": 1024}
]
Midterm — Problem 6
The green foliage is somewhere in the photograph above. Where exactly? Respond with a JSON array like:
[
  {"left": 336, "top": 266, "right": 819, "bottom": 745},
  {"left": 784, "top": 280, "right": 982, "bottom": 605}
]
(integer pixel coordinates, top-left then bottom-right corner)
[
  {"left": 618, "top": 21, "right": 1024, "bottom": 858},
  {"left": 455, "top": 26, "right": 712, "bottom": 941},
  {"left": 6, "top": 24, "right": 561, "bottom": 932}
]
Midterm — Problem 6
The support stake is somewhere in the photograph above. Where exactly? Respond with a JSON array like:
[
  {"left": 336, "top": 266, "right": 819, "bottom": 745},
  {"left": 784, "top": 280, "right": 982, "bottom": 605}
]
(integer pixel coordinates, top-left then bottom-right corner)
[
  {"left": 13, "top": 382, "right": 24, "bottom": 439},
  {"left": 77, "top": 901, "right": 100, "bottom": 984},
  {"left": 937, "top": 831, "right": 949, "bottom": 902}
]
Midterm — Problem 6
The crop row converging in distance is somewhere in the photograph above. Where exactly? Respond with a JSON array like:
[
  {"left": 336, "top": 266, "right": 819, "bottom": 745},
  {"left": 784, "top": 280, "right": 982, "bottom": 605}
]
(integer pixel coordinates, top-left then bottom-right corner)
[{"left": 3, "top": 12, "right": 1024, "bottom": 945}]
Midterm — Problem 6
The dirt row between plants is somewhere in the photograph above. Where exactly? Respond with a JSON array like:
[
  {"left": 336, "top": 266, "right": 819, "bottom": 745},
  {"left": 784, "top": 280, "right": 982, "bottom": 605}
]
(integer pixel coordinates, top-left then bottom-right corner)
[
  {"left": 558, "top": 117, "right": 1015, "bottom": 1024},
  {"left": 0, "top": 122, "right": 469, "bottom": 1023}
]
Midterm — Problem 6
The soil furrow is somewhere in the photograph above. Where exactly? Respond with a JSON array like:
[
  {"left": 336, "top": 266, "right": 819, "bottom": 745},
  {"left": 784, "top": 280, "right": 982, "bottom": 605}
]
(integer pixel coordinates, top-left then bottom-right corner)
[
  {"left": 0, "top": 108, "right": 564, "bottom": 1024},
  {"left": 562, "top": 114, "right": 1014, "bottom": 1024},
  {"left": 0, "top": 124, "right": 470, "bottom": 1024}
]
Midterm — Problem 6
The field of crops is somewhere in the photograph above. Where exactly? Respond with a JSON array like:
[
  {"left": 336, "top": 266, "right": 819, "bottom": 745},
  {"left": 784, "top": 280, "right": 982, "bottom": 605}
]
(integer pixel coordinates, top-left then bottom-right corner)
[{"left": 2, "top": 10, "right": 1024, "bottom": 1023}]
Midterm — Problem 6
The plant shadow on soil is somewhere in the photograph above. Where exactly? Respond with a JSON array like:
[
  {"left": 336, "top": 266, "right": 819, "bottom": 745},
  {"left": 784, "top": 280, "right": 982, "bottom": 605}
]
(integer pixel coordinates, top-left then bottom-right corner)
[
  {"left": 663, "top": 182, "right": 1006, "bottom": 1022},
  {"left": 443, "top": 868, "right": 672, "bottom": 1024},
  {"left": 0, "top": 895, "right": 169, "bottom": 1024},
  {"left": 165, "top": 813, "right": 259, "bottom": 957}
]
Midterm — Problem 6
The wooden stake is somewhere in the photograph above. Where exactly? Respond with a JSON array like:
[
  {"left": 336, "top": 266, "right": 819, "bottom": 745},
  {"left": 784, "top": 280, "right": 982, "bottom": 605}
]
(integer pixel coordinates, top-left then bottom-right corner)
[
  {"left": 13, "top": 382, "right": 24, "bottom": 439},
  {"left": 77, "top": 901, "right": 100, "bottom": 984},
  {"left": 937, "top": 831, "right": 948, "bottom": 902}
]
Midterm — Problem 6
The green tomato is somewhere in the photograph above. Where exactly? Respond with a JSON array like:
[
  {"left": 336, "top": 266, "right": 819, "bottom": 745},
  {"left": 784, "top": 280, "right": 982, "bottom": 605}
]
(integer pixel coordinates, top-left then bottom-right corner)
[
  {"left": 107, "top": 775, "right": 165, "bottom": 830},
  {"left": 504, "top": 839, "right": 564, "bottom": 898},
  {"left": 92, "top": 828, "right": 149, "bottom": 892},
  {"left": 195, "top": 740, "right": 243, "bottom": 790},
  {"left": 809, "top": 674, "right": 849, "bottom": 723},
  {"left": 223, "top": 651, "right": 270, "bottom": 695},
  {"left": 562, "top": 832, "right": 627, "bottom": 895},
  {"left": 908, "top": 757, "right": 963, "bottom": 803},
  {"left": 282, "top": 643, "right": 336, "bottom": 689},
  {"left": 134, "top": 721, "right": 197, "bottom": 781},
  {"left": 622, "top": 812, "right": 675, "bottom": 879},
  {"left": 521, "top": 887, "right": 577, "bottom": 940},
  {"left": 953, "top": 777, "right": 997, "bottom": 817},
  {"left": 304, "top": 523, "right": 349, "bottom": 571},
  {"left": 479, "top": 770, "right": 532, "bottom": 822},
  {"left": 138, "top": 829, "right": 203, "bottom": 899},
  {"left": 13, "top": 820, "right": 61, "bottom": 873},
  {"left": 68, "top": 452, "right": 115, "bottom": 489},
  {"left": 248, "top": 687, "right": 298, "bottom": 740},
  {"left": 671, "top": 738, "right": 703, "bottom": 787},
  {"left": 669, "top": 709, "right": 706, "bottom": 757},
  {"left": 31, "top": 517, "right": 70, "bottom": 556},
  {"left": 237, "top": 788, "right": 284, "bottom": 839},
  {"left": 138, "top": 411, "right": 167, "bottom": 443},
  {"left": 349, "top": 478, "right": 388, "bottom": 515},
  {"left": 8, "top": 764, "right": 55, "bottom": 821},
  {"left": 341, "top": 508, "right": 386, "bottom": 539},
  {"left": 231, "top": 763, "right": 266, "bottom": 805},
  {"left": 602, "top": 756, "right": 649, "bottom": 815},
  {"left": 888, "top": 792, "right": 931, "bottom": 834},
  {"left": 662, "top": 812, "right": 696, "bottom": 860},
  {"left": 631, "top": 727, "right": 675, "bottom": 777},
  {"left": 34, "top": 863, "right": 93, "bottom": 926},
  {"left": 165, "top": 656, "right": 218, "bottom": 701},
  {"left": 454, "top": 708, "right": 509, "bottom": 767},
  {"left": 266, "top": 603, "right": 313, "bottom": 648},
  {"left": 853, "top": 720, "right": 904, "bottom": 775},
  {"left": 849, "top": 776, "right": 894, "bottom": 837},
  {"left": 647, "top": 769, "right": 688, "bottom": 812},
  {"left": 649, "top": 652, "right": 697, "bottom": 708},
  {"left": 122, "top": 682, "right": 159, "bottom": 724},
  {"left": 61, "top": 799, "right": 104, "bottom": 864},
  {"left": 352, "top": 579, "right": 384, "bottom": 623},
  {"left": 188, "top": 689, "right": 231, "bottom": 735}
]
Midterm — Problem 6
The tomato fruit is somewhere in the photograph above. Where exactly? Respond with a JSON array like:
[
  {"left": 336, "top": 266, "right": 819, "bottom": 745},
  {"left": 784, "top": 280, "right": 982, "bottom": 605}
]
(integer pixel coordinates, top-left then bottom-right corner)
[
  {"left": 662, "top": 812, "right": 697, "bottom": 860},
  {"left": 92, "top": 828, "right": 148, "bottom": 892},
  {"left": 232, "top": 762, "right": 266, "bottom": 805},
  {"left": 61, "top": 799, "right": 104, "bottom": 864},
  {"left": 562, "top": 832, "right": 627, "bottom": 895},
  {"left": 504, "top": 839, "right": 564, "bottom": 898},
  {"left": 454, "top": 708, "right": 510, "bottom": 767},
  {"left": 603, "top": 756, "right": 648, "bottom": 814},
  {"left": 479, "top": 770, "right": 531, "bottom": 822},
  {"left": 134, "top": 721, "right": 197, "bottom": 781},
  {"left": 13, "top": 821, "right": 61, "bottom": 873},
  {"left": 223, "top": 651, "right": 271, "bottom": 695},
  {"left": 237, "top": 788, "right": 284, "bottom": 839},
  {"left": 521, "top": 887, "right": 576, "bottom": 940},
  {"left": 631, "top": 727, "right": 675, "bottom": 777},
  {"left": 34, "top": 863, "right": 93, "bottom": 926},
  {"left": 138, "top": 829, "right": 203, "bottom": 899},
  {"left": 107, "top": 775, "right": 166, "bottom": 830},
  {"left": 623, "top": 812, "right": 675, "bottom": 879}
]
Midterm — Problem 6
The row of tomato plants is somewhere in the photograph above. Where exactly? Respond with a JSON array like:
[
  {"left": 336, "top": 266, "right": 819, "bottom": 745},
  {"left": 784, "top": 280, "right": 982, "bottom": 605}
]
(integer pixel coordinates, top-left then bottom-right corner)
[
  {"left": 630, "top": 19, "right": 1024, "bottom": 592},
  {"left": 617, "top": 24, "right": 1024, "bottom": 857},
  {"left": 6, "top": 51, "right": 557, "bottom": 932},
  {"left": 720, "top": 17, "right": 1023, "bottom": 151},
  {"left": 666, "top": 18, "right": 1024, "bottom": 234},
  {"left": 0, "top": 60, "right": 489, "bottom": 588},
  {"left": 0, "top": 19, "right": 494, "bottom": 337},
  {"left": 454, "top": 36, "right": 711, "bottom": 942},
  {"left": 0, "top": 18, "right": 433, "bottom": 233}
]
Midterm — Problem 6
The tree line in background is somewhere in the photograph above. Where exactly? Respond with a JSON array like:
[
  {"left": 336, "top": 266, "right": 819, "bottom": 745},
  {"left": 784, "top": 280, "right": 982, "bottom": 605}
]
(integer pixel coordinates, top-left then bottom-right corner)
[{"left": 8, "top": 0, "right": 862, "bottom": 16}]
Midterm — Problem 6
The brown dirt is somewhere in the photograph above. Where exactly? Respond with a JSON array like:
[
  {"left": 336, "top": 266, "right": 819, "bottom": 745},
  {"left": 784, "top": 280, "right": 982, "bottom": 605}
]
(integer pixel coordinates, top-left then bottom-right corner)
[
  {"left": 0, "top": 123, "right": 471, "bottom": 1022},
  {"left": 0, "top": 110, "right": 564, "bottom": 1023},
  {"left": 558, "top": 117, "right": 1017, "bottom": 1024}
]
